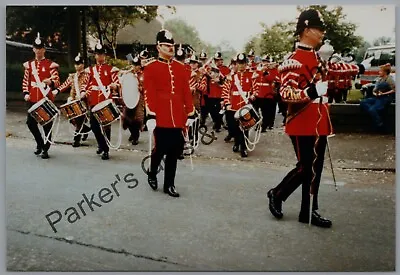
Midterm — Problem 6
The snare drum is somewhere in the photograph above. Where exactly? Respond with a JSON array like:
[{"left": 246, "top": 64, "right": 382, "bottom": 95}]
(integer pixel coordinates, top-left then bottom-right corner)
[
  {"left": 91, "top": 99, "right": 121, "bottom": 126},
  {"left": 234, "top": 104, "right": 260, "bottom": 131},
  {"left": 27, "top": 98, "right": 59, "bottom": 126},
  {"left": 59, "top": 99, "right": 88, "bottom": 121}
]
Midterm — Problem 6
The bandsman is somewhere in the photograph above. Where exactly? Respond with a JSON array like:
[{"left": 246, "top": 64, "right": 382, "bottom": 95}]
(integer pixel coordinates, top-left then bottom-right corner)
[{"left": 22, "top": 33, "right": 60, "bottom": 159}]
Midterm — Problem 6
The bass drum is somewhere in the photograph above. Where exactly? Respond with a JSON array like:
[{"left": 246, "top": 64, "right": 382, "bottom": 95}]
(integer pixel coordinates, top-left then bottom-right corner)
[{"left": 120, "top": 72, "right": 139, "bottom": 109}]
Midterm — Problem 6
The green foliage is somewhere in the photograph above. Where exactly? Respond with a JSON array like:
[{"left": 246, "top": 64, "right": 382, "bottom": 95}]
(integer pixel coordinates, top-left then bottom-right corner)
[
  {"left": 259, "top": 21, "right": 295, "bottom": 60},
  {"left": 6, "top": 6, "right": 69, "bottom": 48},
  {"left": 164, "top": 18, "right": 207, "bottom": 53},
  {"left": 252, "top": 5, "right": 365, "bottom": 60},
  {"left": 373, "top": 36, "right": 394, "bottom": 46},
  {"left": 87, "top": 6, "right": 162, "bottom": 59},
  {"left": 296, "top": 5, "right": 363, "bottom": 53},
  {"left": 105, "top": 57, "right": 130, "bottom": 69}
]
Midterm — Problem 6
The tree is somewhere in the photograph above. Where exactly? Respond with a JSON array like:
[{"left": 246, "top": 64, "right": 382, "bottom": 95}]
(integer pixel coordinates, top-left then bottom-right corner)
[
  {"left": 372, "top": 36, "right": 394, "bottom": 46},
  {"left": 164, "top": 18, "right": 207, "bottom": 53},
  {"left": 6, "top": 6, "right": 69, "bottom": 49},
  {"left": 258, "top": 21, "right": 295, "bottom": 60},
  {"left": 296, "top": 5, "right": 363, "bottom": 53},
  {"left": 244, "top": 35, "right": 261, "bottom": 56},
  {"left": 354, "top": 40, "right": 371, "bottom": 63},
  {"left": 87, "top": 6, "right": 161, "bottom": 59}
]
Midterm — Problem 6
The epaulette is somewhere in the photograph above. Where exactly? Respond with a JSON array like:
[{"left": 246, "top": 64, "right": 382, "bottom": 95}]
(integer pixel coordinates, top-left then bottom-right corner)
[
  {"left": 278, "top": 59, "right": 302, "bottom": 73},
  {"left": 84, "top": 67, "right": 91, "bottom": 73},
  {"left": 144, "top": 59, "right": 156, "bottom": 67},
  {"left": 68, "top": 73, "right": 75, "bottom": 77},
  {"left": 23, "top": 61, "right": 29, "bottom": 69},
  {"left": 225, "top": 74, "right": 232, "bottom": 81},
  {"left": 251, "top": 71, "right": 259, "bottom": 79},
  {"left": 50, "top": 62, "right": 59, "bottom": 69},
  {"left": 111, "top": 66, "right": 120, "bottom": 73}
]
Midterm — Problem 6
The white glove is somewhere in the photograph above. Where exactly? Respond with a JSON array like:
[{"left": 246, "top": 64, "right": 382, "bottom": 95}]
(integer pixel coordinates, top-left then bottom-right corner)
[
  {"left": 24, "top": 94, "right": 30, "bottom": 101},
  {"left": 361, "top": 56, "right": 374, "bottom": 71},
  {"left": 80, "top": 92, "right": 86, "bottom": 98},
  {"left": 146, "top": 119, "right": 156, "bottom": 131},
  {"left": 186, "top": 118, "right": 195, "bottom": 127},
  {"left": 67, "top": 97, "right": 73, "bottom": 103},
  {"left": 52, "top": 89, "right": 58, "bottom": 95},
  {"left": 315, "top": 81, "right": 328, "bottom": 96}
]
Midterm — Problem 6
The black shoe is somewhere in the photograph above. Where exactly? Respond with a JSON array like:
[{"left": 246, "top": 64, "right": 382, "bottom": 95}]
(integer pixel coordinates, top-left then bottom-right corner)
[
  {"left": 147, "top": 173, "right": 158, "bottom": 190},
  {"left": 34, "top": 147, "right": 42, "bottom": 155},
  {"left": 82, "top": 133, "right": 88, "bottom": 141},
  {"left": 164, "top": 186, "right": 180, "bottom": 197},
  {"left": 267, "top": 189, "right": 283, "bottom": 219},
  {"left": 215, "top": 128, "right": 221, "bottom": 133},
  {"left": 72, "top": 141, "right": 81, "bottom": 147},
  {"left": 241, "top": 149, "right": 248, "bottom": 158},
  {"left": 128, "top": 135, "right": 134, "bottom": 142},
  {"left": 261, "top": 128, "right": 267, "bottom": 133},
  {"left": 268, "top": 126, "right": 273, "bottom": 130},
  {"left": 96, "top": 148, "right": 103, "bottom": 154},
  {"left": 101, "top": 152, "right": 109, "bottom": 160},
  {"left": 178, "top": 153, "right": 185, "bottom": 160},
  {"left": 224, "top": 135, "right": 232, "bottom": 142},
  {"left": 41, "top": 151, "right": 49, "bottom": 159},
  {"left": 299, "top": 211, "right": 332, "bottom": 228},
  {"left": 132, "top": 139, "right": 139, "bottom": 145},
  {"left": 233, "top": 144, "right": 239, "bottom": 152}
]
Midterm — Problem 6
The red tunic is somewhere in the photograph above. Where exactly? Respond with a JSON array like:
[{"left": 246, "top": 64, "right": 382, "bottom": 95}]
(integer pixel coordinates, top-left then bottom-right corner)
[
  {"left": 208, "top": 65, "right": 230, "bottom": 98},
  {"left": 278, "top": 47, "right": 332, "bottom": 136},
  {"left": 84, "top": 63, "right": 120, "bottom": 107},
  {"left": 22, "top": 58, "right": 60, "bottom": 103},
  {"left": 222, "top": 70, "right": 257, "bottom": 111},
  {"left": 256, "top": 68, "right": 279, "bottom": 99},
  {"left": 144, "top": 58, "right": 195, "bottom": 128}
]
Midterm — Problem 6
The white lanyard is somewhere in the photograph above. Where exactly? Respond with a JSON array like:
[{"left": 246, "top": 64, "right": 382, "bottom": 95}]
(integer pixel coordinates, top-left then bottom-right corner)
[{"left": 31, "top": 61, "right": 50, "bottom": 97}]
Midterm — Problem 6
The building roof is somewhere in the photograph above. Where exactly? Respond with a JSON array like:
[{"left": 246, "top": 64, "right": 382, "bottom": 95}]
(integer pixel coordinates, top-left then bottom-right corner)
[{"left": 116, "top": 19, "right": 162, "bottom": 45}]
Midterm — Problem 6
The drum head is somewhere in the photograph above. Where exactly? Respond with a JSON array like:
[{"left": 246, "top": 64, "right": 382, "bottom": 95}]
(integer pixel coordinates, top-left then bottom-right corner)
[
  {"left": 27, "top": 98, "right": 47, "bottom": 113},
  {"left": 91, "top": 99, "right": 113, "bottom": 112},
  {"left": 121, "top": 72, "right": 140, "bottom": 109}
]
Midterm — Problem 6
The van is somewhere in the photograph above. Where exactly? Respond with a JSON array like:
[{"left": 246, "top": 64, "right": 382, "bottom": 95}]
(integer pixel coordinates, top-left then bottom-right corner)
[{"left": 358, "top": 44, "right": 396, "bottom": 86}]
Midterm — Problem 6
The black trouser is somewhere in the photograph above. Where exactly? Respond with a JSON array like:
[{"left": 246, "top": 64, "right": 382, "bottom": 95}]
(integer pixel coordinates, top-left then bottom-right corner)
[
  {"left": 90, "top": 112, "right": 110, "bottom": 153},
  {"left": 200, "top": 95, "right": 209, "bottom": 125},
  {"left": 231, "top": 113, "right": 249, "bottom": 152},
  {"left": 26, "top": 110, "right": 53, "bottom": 152},
  {"left": 276, "top": 93, "right": 287, "bottom": 124},
  {"left": 254, "top": 98, "right": 277, "bottom": 129},
  {"left": 70, "top": 116, "right": 91, "bottom": 142},
  {"left": 149, "top": 127, "right": 184, "bottom": 188},
  {"left": 188, "top": 118, "right": 200, "bottom": 147},
  {"left": 123, "top": 108, "right": 141, "bottom": 142},
  {"left": 273, "top": 136, "right": 327, "bottom": 213},
  {"left": 328, "top": 89, "right": 345, "bottom": 103},
  {"left": 207, "top": 97, "right": 223, "bottom": 130},
  {"left": 225, "top": 110, "right": 236, "bottom": 138}
]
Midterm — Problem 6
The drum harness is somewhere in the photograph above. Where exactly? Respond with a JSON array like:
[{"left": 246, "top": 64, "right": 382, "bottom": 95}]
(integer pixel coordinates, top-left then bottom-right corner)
[
  {"left": 233, "top": 74, "right": 263, "bottom": 152},
  {"left": 31, "top": 61, "right": 61, "bottom": 145}
]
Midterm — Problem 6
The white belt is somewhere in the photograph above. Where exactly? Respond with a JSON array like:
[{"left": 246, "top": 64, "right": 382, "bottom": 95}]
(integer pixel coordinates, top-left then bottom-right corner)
[
  {"left": 232, "top": 91, "right": 249, "bottom": 96},
  {"left": 338, "top": 80, "right": 345, "bottom": 82},
  {"left": 259, "top": 83, "right": 271, "bottom": 86},
  {"left": 90, "top": 86, "right": 105, "bottom": 91},
  {"left": 30, "top": 81, "right": 47, "bottom": 88}
]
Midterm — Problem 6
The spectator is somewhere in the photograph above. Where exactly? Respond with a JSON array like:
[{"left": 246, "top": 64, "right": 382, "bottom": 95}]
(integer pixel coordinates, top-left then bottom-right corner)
[{"left": 360, "top": 63, "right": 395, "bottom": 132}]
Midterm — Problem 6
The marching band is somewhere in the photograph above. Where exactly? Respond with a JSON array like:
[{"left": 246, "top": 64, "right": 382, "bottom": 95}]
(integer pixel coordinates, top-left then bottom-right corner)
[{"left": 22, "top": 8, "right": 374, "bottom": 211}]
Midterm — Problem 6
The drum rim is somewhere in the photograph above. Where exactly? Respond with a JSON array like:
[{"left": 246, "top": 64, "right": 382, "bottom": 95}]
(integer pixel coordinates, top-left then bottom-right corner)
[
  {"left": 91, "top": 99, "right": 113, "bottom": 112},
  {"left": 60, "top": 99, "right": 84, "bottom": 108},
  {"left": 27, "top": 97, "right": 48, "bottom": 113}
]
